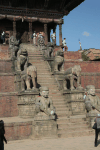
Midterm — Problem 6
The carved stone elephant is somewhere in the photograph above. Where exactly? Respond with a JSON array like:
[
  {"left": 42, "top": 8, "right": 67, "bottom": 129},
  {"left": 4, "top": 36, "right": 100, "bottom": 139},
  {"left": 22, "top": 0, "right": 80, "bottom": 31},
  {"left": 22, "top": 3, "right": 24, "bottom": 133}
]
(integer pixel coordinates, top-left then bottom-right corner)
[
  {"left": 63, "top": 65, "right": 82, "bottom": 90},
  {"left": 9, "top": 36, "right": 19, "bottom": 58},
  {"left": 54, "top": 49, "right": 64, "bottom": 72},
  {"left": 17, "top": 46, "right": 28, "bottom": 71},
  {"left": 21, "top": 65, "right": 37, "bottom": 91}
]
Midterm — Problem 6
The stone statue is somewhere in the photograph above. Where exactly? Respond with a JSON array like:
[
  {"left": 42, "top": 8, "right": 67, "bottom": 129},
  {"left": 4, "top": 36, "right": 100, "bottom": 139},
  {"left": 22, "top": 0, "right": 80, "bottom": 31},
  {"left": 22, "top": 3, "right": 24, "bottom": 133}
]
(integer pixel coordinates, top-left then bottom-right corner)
[
  {"left": 54, "top": 49, "right": 64, "bottom": 72},
  {"left": 17, "top": 46, "right": 28, "bottom": 71},
  {"left": 21, "top": 65, "right": 37, "bottom": 91},
  {"left": 9, "top": 36, "right": 19, "bottom": 58},
  {"left": 44, "top": 42, "right": 54, "bottom": 57},
  {"left": 63, "top": 65, "right": 82, "bottom": 90},
  {"left": 37, "top": 32, "right": 45, "bottom": 49},
  {"left": 35, "top": 87, "right": 56, "bottom": 116},
  {"left": 85, "top": 85, "right": 100, "bottom": 115}
]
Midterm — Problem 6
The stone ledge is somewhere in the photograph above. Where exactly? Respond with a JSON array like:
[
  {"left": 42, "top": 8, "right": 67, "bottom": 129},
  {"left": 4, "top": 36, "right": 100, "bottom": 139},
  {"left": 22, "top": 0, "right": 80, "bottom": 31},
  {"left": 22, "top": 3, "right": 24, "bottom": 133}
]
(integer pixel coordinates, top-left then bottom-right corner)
[{"left": 0, "top": 92, "right": 18, "bottom": 96}]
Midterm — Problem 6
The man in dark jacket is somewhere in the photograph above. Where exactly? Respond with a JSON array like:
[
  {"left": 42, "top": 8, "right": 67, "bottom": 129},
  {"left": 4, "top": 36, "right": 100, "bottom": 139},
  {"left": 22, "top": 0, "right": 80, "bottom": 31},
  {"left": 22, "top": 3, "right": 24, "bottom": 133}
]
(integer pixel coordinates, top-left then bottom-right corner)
[{"left": 0, "top": 120, "right": 7, "bottom": 150}]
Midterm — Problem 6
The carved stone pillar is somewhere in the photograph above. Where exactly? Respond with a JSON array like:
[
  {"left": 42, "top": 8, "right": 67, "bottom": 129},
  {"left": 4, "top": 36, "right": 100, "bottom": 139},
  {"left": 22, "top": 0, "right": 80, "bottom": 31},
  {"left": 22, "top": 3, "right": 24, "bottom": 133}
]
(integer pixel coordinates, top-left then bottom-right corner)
[
  {"left": 44, "top": 24, "right": 48, "bottom": 45},
  {"left": 59, "top": 24, "right": 62, "bottom": 46},
  {"left": 29, "top": 22, "right": 32, "bottom": 44},
  {"left": 13, "top": 21, "right": 16, "bottom": 37},
  {"left": 53, "top": 27, "right": 56, "bottom": 45}
]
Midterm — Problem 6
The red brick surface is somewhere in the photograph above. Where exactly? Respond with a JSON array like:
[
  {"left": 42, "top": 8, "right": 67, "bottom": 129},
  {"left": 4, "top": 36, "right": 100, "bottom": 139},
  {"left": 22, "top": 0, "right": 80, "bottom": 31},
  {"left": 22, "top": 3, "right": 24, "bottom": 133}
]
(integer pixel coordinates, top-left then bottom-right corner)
[
  {"left": 64, "top": 61, "right": 100, "bottom": 72},
  {"left": 64, "top": 51, "right": 82, "bottom": 60},
  {"left": 5, "top": 122, "right": 32, "bottom": 140},
  {"left": 64, "top": 61, "right": 100, "bottom": 89},
  {"left": 0, "top": 95, "right": 18, "bottom": 117},
  {"left": 0, "top": 45, "right": 9, "bottom": 59},
  {"left": 0, "top": 75, "right": 15, "bottom": 92},
  {"left": 0, "top": 60, "right": 13, "bottom": 73}
]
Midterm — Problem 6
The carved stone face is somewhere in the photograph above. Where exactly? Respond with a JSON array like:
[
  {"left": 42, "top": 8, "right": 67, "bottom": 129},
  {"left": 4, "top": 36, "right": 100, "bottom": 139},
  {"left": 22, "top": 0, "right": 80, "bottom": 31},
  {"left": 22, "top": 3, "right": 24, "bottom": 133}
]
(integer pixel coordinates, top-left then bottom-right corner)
[
  {"left": 40, "top": 90, "right": 49, "bottom": 98},
  {"left": 89, "top": 87, "right": 95, "bottom": 96}
]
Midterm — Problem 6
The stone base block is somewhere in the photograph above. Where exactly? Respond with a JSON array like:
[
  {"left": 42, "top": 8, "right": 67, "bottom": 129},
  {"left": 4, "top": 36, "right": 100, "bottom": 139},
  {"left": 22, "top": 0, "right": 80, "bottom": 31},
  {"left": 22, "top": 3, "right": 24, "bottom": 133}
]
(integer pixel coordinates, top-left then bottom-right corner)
[
  {"left": 18, "top": 90, "right": 39, "bottom": 118},
  {"left": 31, "top": 113, "right": 57, "bottom": 139},
  {"left": 63, "top": 90, "right": 85, "bottom": 115}
]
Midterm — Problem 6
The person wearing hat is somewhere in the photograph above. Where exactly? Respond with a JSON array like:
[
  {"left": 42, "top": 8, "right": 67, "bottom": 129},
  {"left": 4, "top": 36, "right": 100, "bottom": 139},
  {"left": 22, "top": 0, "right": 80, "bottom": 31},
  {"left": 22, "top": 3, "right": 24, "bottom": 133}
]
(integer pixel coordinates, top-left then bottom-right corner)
[
  {"left": 93, "top": 114, "right": 100, "bottom": 147},
  {"left": 35, "top": 86, "right": 56, "bottom": 116}
]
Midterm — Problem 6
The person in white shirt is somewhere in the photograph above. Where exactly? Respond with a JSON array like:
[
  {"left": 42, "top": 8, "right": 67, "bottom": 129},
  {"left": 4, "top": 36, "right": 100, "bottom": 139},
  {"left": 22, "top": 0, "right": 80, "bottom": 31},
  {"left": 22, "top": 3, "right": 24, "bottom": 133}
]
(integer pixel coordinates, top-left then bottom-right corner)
[
  {"left": 62, "top": 38, "right": 68, "bottom": 51},
  {"left": 33, "top": 31, "right": 37, "bottom": 46},
  {"left": 51, "top": 32, "right": 56, "bottom": 45},
  {"left": 1, "top": 31, "right": 5, "bottom": 44}
]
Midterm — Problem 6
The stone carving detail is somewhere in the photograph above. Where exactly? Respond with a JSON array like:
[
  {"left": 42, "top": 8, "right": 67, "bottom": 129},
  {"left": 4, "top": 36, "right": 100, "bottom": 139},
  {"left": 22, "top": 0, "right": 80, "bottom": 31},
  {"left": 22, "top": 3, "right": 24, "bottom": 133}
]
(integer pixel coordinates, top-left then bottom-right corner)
[
  {"left": 85, "top": 85, "right": 100, "bottom": 115},
  {"left": 37, "top": 36, "right": 45, "bottom": 47},
  {"left": 17, "top": 46, "right": 28, "bottom": 71},
  {"left": 9, "top": 36, "right": 19, "bottom": 58},
  {"left": 35, "top": 87, "right": 56, "bottom": 116},
  {"left": 21, "top": 65, "right": 37, "bottom": 91},
  {"left": 63, "top": 65, "right": 82, "bottom": 90},
  {"left": 44, "top": 42, "right": 54, "bottom": 57},
  {"left": 54, "top": 49, "right": 64, "bottom": 72}
]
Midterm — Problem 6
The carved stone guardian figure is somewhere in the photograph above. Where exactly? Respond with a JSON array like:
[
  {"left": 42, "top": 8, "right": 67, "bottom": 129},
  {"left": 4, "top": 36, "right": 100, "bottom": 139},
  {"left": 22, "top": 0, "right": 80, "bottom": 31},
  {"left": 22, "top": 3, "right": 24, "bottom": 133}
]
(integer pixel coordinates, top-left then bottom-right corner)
[
  {"left": 63, "top": 65, "right": 82, "bottom": 90},
  {"left": 54, "top": 49, "right": 64, "bottom": 72},
  {"left": 17, "top": 46, "right": 28, "bottom": 71},
  {"left": 21, "top": 65, "right": 37, "bottom": 91},
  {"left": 85, "top": 85, "right": 100, "bottom": 127},
  {"left": 35, "top": 86, "right": 56, "bottom": 116},
  {"left": 9, "top": 36, "right": 19, "bottom": 58},
  {"left": 85, "top": 85, "right": 100, "bottom": 115}
]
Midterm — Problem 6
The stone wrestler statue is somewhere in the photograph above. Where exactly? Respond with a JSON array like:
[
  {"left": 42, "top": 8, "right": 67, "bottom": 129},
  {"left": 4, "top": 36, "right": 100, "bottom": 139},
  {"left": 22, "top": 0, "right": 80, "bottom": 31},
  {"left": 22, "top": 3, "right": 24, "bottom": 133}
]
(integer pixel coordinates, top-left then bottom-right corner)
[
  {"left": 35, "top": 87, "right": 56, "bottom": 116},
  {"left": 85, "top": 85, "right": 100, "bottom": 115}
]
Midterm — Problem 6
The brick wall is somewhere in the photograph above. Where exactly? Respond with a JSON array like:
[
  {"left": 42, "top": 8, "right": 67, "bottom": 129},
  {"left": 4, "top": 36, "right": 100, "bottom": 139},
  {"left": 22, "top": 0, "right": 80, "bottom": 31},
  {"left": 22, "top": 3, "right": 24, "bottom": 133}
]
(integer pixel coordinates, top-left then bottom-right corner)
[
  {"left": 64, "top": 61, "right": 100, "bottom": 72},
  {"left": 64, "top": 51, "right": 82, "bottom": 60},
  {"left": 0, "top": 95, "right": 18, "bottom": 117},
  {"left": 0, "top": 60, "right": 14, "bottom": 73},
  {"left": 64, "top": 60, "right": 100, "bottom": 91},
  {"left": 0, "top": 74, "right": 15, "bottom": 92},
  {"left": 5, "top": 121, "right": 32, "bottom": 140},
  {"left": 0, "top": 45, "right": 9, "bottom": 59}
]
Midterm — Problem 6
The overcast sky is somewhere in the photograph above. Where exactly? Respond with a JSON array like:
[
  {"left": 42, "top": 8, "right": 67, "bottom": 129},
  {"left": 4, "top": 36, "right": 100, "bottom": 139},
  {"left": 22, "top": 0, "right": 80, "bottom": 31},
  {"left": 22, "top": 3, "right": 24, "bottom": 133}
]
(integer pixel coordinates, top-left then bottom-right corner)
[{"left": 55, "top": 0, "right": 100, "bottom": 51}]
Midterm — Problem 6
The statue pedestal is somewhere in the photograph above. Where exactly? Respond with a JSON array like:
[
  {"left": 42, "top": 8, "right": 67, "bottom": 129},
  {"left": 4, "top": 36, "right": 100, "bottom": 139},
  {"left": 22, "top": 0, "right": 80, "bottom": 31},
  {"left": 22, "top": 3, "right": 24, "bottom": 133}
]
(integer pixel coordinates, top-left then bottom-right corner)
[
  {"left": 18, "top": 90, "right": 39, "bottom": 118},
  {"left": 31, "top": 112, "right": 57, "bottom": 139},
  {"left": 63, "top": 90, "right": 85, "bottom": 115}
]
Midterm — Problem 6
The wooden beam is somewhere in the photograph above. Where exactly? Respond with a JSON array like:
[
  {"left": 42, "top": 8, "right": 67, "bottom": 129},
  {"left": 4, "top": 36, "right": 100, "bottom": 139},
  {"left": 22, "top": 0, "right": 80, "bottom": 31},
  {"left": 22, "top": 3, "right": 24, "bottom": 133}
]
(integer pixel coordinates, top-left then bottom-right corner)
[{"left": 44, "top": 0, "right": 49, "bottom": 8}]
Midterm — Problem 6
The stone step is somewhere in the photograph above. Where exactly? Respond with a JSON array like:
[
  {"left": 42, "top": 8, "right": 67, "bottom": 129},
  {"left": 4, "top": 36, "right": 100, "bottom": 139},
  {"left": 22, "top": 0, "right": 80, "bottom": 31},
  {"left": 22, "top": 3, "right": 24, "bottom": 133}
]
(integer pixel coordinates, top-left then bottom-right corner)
[
  {"left": 58, "top": 125, "right": 89, "bottom": 132},
  {"left": 57, "top": 129, "right": 94, "bottom": 138},
  {"left": 58, "top": 121, "right": 89, "bottom": 129},
  {"left": 57, "top": 116, "right": 86, "bottom": 124}
]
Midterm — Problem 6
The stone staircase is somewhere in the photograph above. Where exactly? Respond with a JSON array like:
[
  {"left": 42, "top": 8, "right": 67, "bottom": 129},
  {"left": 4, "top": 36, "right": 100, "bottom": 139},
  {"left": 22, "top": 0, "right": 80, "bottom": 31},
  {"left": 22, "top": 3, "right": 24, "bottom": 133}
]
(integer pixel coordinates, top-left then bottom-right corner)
[
  {"left": 0, "top": 43, "right": 94, "bottom": 141},
  {"left": 25, "top": 44, "right": 94, "bottom": 138}
]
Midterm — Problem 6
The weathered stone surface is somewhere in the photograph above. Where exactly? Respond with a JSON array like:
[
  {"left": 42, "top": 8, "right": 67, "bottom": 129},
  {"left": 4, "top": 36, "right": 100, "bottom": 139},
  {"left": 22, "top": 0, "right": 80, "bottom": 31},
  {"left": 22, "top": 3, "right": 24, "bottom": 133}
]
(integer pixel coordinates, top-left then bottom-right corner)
[
  {"left": 18, "top": 91, "right": 39, "bottom": 118},
  {"left": 63, "top": 90, "right": 85, "bottom": 115},
  {"left": 63, "top": 65, "right": 83, "bottom": 91},
  {"left": 32, "top": 112, "right": 57, "bottom": 139},
  {"left": 35, "top": 86, "right": 56, "bottom": 117},
  {"left": 85, "top": 85, "right": 100, "bottom": 127},
  {"left": 9, "top": 36, "right": 19, "bottom": 58},
  {"left": 54, "top": 49, "right": 64, "bottom": 72}
]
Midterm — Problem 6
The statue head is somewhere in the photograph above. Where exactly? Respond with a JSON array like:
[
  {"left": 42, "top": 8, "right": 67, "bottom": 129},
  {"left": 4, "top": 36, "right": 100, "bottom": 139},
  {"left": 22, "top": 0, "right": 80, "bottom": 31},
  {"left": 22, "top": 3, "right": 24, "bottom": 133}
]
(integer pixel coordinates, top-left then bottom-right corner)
[
  {"left": 40, "top": 86, "right": 49, "bottom": 98},
  {"left": 86, "top": 85, "right": 95, "bottom": 96}
]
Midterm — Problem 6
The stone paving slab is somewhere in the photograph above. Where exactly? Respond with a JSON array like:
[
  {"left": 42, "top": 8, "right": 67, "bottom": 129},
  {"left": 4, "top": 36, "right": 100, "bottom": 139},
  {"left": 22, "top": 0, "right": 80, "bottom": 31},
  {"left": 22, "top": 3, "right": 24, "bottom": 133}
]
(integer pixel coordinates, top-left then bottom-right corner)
[{"left": 4, "top": 135, "right": 100, "bottom": 150}]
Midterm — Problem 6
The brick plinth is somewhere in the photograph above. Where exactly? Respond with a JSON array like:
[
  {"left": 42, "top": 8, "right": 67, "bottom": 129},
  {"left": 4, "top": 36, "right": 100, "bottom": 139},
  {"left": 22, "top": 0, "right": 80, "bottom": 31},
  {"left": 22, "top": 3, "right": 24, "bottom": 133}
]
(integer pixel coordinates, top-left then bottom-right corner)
[
  {"left": 64, "top": 51, "right": 82, "bottom": 60},
  {"left": 0, "top": 73, "right": 15, "bottom": 92},
  {"left": 0, "top": 93, "right": 18, "bottom": 117},
  {"left": 0, "top": 45, "right": 9, "bottom": 59},
  {"left": 4, "top": 119, "right": 33, "bottom": 141},
  {"left": 0, "top": 60, "right": 14, "bottom": 73}
]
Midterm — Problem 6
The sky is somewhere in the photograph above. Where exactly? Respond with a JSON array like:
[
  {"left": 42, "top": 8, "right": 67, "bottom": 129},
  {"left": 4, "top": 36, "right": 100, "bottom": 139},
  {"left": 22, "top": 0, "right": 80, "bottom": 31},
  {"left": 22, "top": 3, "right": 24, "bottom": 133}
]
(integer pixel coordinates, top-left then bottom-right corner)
[{"left": 55, "top": 0, "right": 100, "bottom": 51}]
